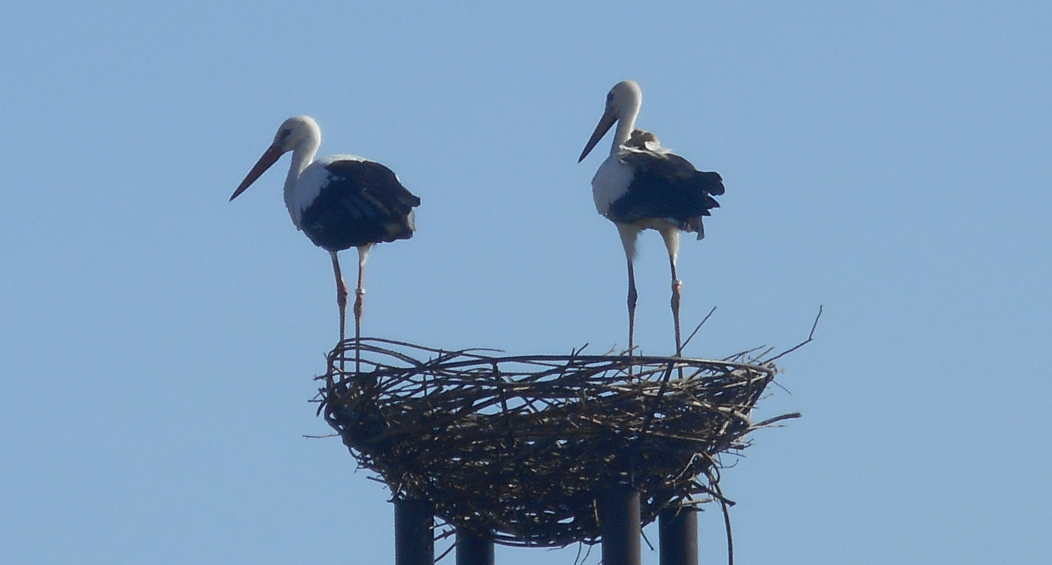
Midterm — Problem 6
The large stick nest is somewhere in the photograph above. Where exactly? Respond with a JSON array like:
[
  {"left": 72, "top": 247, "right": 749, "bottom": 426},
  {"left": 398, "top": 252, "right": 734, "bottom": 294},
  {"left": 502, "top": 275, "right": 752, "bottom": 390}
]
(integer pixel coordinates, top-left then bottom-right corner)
[{"left": 317, "top": 338, "right": 793, "bottom": 548}]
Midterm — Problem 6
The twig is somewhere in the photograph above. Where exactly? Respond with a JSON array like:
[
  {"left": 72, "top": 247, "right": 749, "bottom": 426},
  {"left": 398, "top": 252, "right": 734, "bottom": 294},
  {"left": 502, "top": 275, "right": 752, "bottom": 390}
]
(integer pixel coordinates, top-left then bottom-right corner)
[
  {"left": 751, "top": 412, "right": 802, "bottom": 428},
  {"left": 716, "top": 483, "right": 735, "bottom": 565},
  {"left": 721, "top": 345, "right": 768, "bottom": 362},
  {"left": 681, "top": 306, "right": 717, "bottom": 352},
  {"left": 434, "top": 541, "right": 455, "bottom": 562},
  {"left": 641, "top": 528, "right": 654, "bottom": 551},
  {"left": 762, "top": 305, "right": 823, "bottom": 364}
]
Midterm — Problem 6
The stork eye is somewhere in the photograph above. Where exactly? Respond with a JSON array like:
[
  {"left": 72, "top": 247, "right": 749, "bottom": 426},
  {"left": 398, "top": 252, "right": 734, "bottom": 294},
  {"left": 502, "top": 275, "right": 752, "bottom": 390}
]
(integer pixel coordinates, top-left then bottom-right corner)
[{"left": 606, "top": 92, "right": 614, "bottom": 105}]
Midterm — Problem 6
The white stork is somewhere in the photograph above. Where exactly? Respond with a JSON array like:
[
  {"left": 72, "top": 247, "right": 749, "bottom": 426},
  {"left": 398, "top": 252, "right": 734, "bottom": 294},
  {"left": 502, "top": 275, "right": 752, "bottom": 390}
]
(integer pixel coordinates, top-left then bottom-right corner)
[
  {"left": 578, "top": 81, "right": 724, "bottom": 356},
  {"left": 230, "top": 115, "right": 420, "bottom": 366}
]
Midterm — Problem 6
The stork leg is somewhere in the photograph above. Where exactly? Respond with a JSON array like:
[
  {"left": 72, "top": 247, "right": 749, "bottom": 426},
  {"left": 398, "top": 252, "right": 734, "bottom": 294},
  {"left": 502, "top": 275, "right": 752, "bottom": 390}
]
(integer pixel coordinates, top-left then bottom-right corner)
[
  {"left": 669, "top": 256, "right": 683, "bottom": 357},
  {"left": 659, "top": 227, "right": 684, "bottom": 357},
  {"left": 627, "top": 258, "right": 638, "bottom": 357},
  {"left": 330, "top": 251, "right": 348, "bottom": 371},
  {"left": 353, "top": 246, "right": 371, "bottom": 374},
  {"left": 617, "top": 224, "right": 642, "bottom": 374}
]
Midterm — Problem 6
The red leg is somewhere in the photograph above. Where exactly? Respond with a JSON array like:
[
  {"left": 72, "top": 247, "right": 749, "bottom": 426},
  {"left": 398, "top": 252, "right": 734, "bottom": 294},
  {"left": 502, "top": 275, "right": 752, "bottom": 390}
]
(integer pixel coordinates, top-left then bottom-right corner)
[
  {"left": 660, "top": 228, "right": 684, "bottom": 358},
  {"left": 670, "top": 261, "right": 682, "bottom": 357},
  {"left": 330, "top": 252, "right": 348, "bottom": 372},
  {"left": 353, "top": 248, "right": 368, "bottom": 374}
]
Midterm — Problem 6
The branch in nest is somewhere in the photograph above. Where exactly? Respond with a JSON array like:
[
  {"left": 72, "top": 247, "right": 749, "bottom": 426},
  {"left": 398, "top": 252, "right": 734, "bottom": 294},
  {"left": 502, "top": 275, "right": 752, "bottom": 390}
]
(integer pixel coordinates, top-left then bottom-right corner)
[{"left": 763, "top": 305, "right": 823, "bottom": 364}]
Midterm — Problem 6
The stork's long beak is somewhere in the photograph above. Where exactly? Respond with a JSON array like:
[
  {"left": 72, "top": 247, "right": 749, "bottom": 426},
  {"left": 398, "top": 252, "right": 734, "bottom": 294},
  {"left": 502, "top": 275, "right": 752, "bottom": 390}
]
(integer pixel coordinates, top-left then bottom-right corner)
[
  {"left": 578, "top": 109, "right": 618, "bottom": 162},
  {"left": 230, "top": 145, "right": 284, "bottom": 201}
]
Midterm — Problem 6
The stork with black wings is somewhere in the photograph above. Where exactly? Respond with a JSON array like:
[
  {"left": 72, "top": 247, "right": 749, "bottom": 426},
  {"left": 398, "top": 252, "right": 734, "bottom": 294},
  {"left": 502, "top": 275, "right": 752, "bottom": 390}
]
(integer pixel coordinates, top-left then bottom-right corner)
[
  {"left": 579, "top": 81, "right": 724, "bottom": 356},
  {"left": 231, "top": 116, "right": 420, "bottom": 369}
]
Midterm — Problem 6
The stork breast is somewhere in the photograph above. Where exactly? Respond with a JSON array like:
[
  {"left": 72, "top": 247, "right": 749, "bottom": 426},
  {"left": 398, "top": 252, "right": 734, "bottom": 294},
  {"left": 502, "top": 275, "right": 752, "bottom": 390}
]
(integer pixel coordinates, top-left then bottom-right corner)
[
  {"left": 286, "top": 155, "right": 365, "bottom": 229},
  {"left": 591, "top": 156, "right": 634, "bottom": 216}
]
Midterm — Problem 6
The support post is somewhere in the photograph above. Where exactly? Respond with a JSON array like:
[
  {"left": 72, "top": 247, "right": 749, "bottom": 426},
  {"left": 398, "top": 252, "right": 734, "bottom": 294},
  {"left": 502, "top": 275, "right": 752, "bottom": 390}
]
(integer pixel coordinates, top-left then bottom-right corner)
[
  {"left": 456, "top": 528, "right": 495, "bottom": 565},
  {"left": 598, "top": 489, "right": 641, "bottom": 565},
  {"left": 394, "top": 499, "right": 433, "bottom": 565},
  {"left": 659, "top": 506, "right": 698, "bottom": 565}
]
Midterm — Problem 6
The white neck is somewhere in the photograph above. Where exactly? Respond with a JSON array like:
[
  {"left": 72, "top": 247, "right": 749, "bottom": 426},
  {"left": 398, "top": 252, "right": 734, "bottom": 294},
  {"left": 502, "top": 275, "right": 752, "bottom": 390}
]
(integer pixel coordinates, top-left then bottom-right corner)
[
  {"left": 283, "top": 135, "right": 320, "bottom": 196},
  {"left": 610, "top": 97, "right": 641, "bottom": 156}
]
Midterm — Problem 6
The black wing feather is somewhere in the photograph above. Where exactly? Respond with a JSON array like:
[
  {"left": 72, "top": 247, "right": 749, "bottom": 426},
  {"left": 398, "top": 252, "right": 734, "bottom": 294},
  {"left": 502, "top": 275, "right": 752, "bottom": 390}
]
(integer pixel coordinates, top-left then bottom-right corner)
[
  {"left": 300, "top": 160, "right": 421, "bottom": 252},
  {"left": 608, "top": 151, "right": 724, "bottom": 236}
]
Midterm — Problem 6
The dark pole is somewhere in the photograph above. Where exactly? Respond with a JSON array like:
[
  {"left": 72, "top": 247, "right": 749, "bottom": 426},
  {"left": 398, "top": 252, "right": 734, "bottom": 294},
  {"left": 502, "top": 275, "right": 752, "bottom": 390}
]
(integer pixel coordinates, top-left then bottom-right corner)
[
  {"left": 455, "top": 528, "right": 495, "bottom": 565},
  {"left": 394, "top": 499, "right": 433, "bottom": 565},
  {"left": 659, "top": 506, "right": 698, "bottom": 565},
  {"left": 598, "top": 489, "right": 641, "bottom": 565}
]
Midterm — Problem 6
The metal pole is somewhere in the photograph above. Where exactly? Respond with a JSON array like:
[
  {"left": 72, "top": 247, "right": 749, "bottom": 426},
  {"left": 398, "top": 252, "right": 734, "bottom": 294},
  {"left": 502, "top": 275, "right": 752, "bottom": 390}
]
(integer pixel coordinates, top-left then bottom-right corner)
[
  {"left": 456, "top": 528, "right": 495, "bottom": 565},
  {"left": 598, "top": 489, "right": 641, "bottom": 565},
  {"left": 659, "top": 506, "right": 698, "bottom": 565},
  {"left": 394, "top": 499, "right": 433, "bottom": 565}
]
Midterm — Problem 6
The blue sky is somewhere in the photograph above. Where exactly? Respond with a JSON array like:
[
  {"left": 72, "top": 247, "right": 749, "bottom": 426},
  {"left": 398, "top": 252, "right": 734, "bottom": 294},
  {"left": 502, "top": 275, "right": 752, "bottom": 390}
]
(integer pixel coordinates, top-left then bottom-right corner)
[{"left": 1, "top": 1, "right": 1049, "bottom": 563}]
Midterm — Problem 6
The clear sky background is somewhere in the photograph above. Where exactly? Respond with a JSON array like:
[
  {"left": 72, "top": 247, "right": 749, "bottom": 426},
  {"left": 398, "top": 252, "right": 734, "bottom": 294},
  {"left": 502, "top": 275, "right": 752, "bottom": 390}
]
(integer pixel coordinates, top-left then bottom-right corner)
[{"left": 2, "top": 1, "right": 1049, "bottom": 563}]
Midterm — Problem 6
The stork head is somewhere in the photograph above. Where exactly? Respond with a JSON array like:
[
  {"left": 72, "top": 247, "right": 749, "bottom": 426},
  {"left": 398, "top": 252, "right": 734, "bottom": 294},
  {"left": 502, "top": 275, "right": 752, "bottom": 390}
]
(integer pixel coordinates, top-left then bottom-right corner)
[
  {"left": 578, "top": 80, "right": 643, "bottom": 162},
  {"left": 271, "top": 115, "right": 322, "bottom": 153},
  {"left": 230, "top": 115, "right": 322, "bottom": 201}
]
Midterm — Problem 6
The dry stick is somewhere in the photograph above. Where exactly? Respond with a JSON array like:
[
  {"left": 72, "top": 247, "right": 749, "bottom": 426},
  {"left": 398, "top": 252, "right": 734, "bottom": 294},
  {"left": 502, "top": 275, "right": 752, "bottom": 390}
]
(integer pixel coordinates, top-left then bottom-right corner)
[
  {"left": 721, "top": 345, "right": 768, "bottom": 363},
  {"left": 641, "top": 527, "right": 655, "bottom": 551},
  {"left": 301, "top": 433, "right": 340, "bottom": 439},
  {"left": 763, "top": 305, "right": 823, "bottom": 364},
  {"left": 434, "top": 541, "right": 455, "bottom": 562},
  {"left": 718, "top": 490, "right": 735, "bottom": 565},
  {"left": 751, "top": 412, "right": 802, "bottom": 428},
  {"left": 768, "top": 378, "right": 793, "bottom": 396},
  {"left": 637, "top": 362, "right": 676, "bottom": 438},
  {"left": 639, "top": 325, "right": 719, "bottom": 437},
  {"left": 703, "top": 462, "right": 735, "bottom": 565},
  {"left": 680, "top": 306, "right": 718, "bottom": 353}
]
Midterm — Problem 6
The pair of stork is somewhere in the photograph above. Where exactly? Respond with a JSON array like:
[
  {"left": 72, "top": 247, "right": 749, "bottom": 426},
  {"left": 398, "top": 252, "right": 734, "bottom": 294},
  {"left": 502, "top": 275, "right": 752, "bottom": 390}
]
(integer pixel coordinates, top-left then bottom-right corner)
[{"left": 231, "top": 80, "right": 724, "bottom": 359}]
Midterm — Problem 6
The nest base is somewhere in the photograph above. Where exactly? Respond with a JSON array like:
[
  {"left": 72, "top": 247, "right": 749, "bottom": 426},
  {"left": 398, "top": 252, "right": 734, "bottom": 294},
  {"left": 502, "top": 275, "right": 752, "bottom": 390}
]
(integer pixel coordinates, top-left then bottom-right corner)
[{"left": 318, "top": 338, "right": 791, "bottom": 548}]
